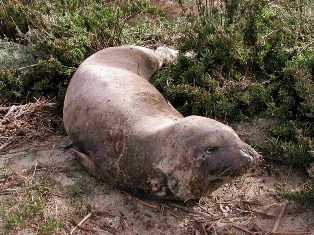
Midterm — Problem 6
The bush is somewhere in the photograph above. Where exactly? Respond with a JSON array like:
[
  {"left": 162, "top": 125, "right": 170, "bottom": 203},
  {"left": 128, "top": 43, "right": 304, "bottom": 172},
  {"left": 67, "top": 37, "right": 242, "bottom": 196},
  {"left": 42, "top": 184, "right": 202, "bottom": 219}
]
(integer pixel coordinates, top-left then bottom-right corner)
[
  {"left": 152, "top": 0, "right": 313, "bottom": 203},
  {"left": 0, "top": 0, "right": 174, "bottom": 102}
]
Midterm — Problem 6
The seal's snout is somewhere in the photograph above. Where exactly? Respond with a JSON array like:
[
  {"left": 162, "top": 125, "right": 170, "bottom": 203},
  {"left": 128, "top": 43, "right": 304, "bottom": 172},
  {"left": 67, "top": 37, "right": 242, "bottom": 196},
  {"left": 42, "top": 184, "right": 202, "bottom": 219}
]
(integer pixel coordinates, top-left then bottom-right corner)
[
  {"left": 239, "top": 148, "right": 254, "bottom": 162},
  {"left": 238, "top": 145, "right": 261, "bottom": 170}
]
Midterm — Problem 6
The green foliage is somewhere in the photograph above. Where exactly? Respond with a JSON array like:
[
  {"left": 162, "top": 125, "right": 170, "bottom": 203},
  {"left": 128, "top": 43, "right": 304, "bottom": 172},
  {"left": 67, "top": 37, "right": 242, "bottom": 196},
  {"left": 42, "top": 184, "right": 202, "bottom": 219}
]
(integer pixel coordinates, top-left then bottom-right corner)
[
  {"left": 152, "top": 0, "right": 313, "bottom": 204},
  {"left": 37, "top": 217, "right": 60, "bottom": 235},
  {"left": 261, "top": 138, "right": 313, "bottom": 168},
  {"left": 0, "top": 0, "right": 174, "bottom": 102},
  {"left": 5, "top": 180, "right": 54, "bottom": 230},
  {"left": 154, "top": 0, "right": 313, "bottom": 123},
  {"left": 6, "top": 191, "right": 44, "bottom": 227},
  {"left": 284, "top": 180, "right": 314, "bottom": 206}
]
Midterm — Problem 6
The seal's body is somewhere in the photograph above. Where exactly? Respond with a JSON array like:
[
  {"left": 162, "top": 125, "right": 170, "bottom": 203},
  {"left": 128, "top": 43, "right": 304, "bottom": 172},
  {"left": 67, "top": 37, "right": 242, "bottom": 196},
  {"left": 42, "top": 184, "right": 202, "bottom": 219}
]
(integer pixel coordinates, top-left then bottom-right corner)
[{"left": 63, "top": 46, "right": 259, "bottom": 200}]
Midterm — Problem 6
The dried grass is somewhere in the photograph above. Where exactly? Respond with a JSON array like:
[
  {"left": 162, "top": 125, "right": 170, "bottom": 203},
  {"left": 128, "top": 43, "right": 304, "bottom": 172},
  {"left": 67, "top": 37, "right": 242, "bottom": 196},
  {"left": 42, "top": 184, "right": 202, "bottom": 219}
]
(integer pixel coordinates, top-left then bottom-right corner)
[{"left": 0, "top": 99, "right": 63, "bottom": 153}]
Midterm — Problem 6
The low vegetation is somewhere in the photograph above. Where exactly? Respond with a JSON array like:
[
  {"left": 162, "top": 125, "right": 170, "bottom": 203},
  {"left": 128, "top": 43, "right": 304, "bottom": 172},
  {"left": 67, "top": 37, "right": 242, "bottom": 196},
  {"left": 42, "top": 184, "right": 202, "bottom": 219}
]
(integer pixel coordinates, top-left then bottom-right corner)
[
  {"left": 153, "top": 0, "right": 314, "bottom": 204},
  {"left": 0, "top": 0, "right": 313, "bottom": 204},
  {"left": 0, "top": 169, "right": 60, "bottom": 234}
]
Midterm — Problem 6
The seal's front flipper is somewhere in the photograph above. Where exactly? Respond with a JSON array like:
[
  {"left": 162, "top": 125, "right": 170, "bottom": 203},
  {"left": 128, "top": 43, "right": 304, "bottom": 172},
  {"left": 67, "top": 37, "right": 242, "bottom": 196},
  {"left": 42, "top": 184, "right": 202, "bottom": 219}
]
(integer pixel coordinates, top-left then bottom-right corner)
[{"left": 71, "top": 150, "right": 96, "bottom": 174}]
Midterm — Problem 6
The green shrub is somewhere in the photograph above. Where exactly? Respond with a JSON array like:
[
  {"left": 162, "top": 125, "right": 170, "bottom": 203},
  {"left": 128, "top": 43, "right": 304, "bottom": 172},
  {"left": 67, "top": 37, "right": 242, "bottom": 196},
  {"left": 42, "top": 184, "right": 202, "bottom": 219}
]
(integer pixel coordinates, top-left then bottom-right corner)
[
  {"left": 284, "top": 180, "right": 314, "bottom": 206},
  {"left": 152, "top": 0, "right": 313, "bottom": 204},
  {"left": 0, "top": 0, "right": 174, "bottom": 102}
]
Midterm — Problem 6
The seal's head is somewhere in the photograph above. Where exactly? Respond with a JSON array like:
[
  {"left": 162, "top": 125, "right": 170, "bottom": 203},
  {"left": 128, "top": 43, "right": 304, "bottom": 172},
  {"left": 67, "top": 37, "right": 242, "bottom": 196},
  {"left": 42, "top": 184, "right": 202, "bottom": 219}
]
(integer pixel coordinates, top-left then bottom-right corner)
[{"left": 155, "top": 116, "right": 260, "bottom": 199}]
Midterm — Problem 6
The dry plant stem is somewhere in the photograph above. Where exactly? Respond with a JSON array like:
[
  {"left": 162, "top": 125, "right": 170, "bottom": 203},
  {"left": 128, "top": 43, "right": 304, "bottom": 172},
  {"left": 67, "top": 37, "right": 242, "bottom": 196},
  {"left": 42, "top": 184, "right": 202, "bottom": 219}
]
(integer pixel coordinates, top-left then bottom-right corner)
[
  {"left": 207, "top": 218, "right": 222, "bottom": 230},
  {"left": 248, "top": 208, "right": 275, "bottom": 218},
  {"left": 198, "top": 204, "right": 215, "bottom": 216},
  {"left": 240, "top": 179, "right": 256, "bottom": 192},
  {"left": 70, "top": 212, "right": 92, "bottom": 235},
  {"left": 76, "top": 225, "right": 97, "bottom": 233},
  {"left": 171, "top": 203, "right": 212, "bottom": 220},
  {"left": 272, "top": 202, "right": 288, "bottom": 233},
  {"left": 201, "top": 223, "right": 208, "bottom": 235},
  {"left": 0, "top": 103, "right": 56, "bottom": 112},
  {"left": 136, "top": 198, "right": 159, "bottom": 209},
  {"left": 168, "top": 210, "right": 181, "bottom": 219},
  {"left": 125, "top": 193, "right": 159, "bottom": 209}
]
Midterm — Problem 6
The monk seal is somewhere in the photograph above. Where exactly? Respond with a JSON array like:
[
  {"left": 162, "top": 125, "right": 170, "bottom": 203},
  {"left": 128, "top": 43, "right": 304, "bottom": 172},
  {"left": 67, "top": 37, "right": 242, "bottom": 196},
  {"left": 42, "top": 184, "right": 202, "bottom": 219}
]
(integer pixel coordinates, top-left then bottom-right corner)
[{"left": 63, "top": 45, "right": 260, "bottom": 200}]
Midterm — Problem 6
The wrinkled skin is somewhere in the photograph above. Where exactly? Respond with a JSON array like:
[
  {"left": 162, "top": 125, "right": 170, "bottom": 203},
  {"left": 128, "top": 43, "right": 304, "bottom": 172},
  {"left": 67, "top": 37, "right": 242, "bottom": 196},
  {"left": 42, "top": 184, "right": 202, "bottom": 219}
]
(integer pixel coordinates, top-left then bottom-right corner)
[{"left": 63, "top": 46, "right": 260, "bottom": 200}]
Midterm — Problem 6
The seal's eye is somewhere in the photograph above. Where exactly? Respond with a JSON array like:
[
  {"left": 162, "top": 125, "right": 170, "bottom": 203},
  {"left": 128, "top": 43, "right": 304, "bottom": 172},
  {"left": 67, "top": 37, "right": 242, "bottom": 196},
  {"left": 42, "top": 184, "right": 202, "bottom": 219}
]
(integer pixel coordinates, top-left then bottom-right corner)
[{"left": 205, "top": 147, "right": 216, "bottom": 154}]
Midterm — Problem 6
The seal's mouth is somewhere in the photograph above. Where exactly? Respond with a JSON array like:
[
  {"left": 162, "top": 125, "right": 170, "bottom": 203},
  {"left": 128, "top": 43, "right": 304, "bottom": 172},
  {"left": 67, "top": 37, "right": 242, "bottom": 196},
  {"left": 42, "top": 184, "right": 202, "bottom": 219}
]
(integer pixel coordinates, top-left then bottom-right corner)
[{"left": 215, "top": 147, "right": 260, "bottom": 177}]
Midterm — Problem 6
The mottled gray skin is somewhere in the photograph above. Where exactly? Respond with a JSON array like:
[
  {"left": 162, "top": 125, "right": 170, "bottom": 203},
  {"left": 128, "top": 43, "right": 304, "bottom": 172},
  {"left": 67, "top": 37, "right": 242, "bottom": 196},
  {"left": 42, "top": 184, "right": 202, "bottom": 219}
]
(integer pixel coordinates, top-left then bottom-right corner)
[{"left": 63, "top": 46, "right": 260, "bottom": 200}]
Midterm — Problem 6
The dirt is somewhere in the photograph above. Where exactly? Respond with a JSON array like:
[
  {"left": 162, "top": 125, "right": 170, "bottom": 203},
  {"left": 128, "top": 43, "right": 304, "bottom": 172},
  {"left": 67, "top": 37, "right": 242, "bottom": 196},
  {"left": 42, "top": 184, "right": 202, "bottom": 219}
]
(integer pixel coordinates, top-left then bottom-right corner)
[{"left": 0, "top": 136, "right": 313, "bottom": 235}]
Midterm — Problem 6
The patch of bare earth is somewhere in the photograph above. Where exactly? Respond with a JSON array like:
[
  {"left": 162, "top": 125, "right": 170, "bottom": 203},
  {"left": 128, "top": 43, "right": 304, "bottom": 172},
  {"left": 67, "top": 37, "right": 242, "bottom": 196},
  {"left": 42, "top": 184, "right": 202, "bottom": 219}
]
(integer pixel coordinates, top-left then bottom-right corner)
[{"left": 0, "top": 102, "right": 313, "bottom": 234}]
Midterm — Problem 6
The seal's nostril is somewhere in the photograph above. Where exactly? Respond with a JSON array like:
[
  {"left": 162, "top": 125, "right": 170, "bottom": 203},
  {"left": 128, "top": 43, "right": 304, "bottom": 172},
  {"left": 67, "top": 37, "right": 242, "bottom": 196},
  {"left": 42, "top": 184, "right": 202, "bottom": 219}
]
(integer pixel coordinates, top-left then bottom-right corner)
[{"left": 239, "top": 148, "right": 253, "bottom": 162}]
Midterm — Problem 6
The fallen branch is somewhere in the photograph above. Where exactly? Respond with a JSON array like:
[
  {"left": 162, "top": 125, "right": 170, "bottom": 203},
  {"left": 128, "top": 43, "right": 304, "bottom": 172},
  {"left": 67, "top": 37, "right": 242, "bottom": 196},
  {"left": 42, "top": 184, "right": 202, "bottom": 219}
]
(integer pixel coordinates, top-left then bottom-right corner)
[
  {"left": 272, "top": 202, "right": 288, "bottom": 233},
  {"left": 168, "top": 210, "right": 181, "bottom": 219},
  {"left": 0, "top": 103, "right": 56, "bottom": 112},
  {"left": 234, "top": 208, "right": 275, "bottom": 219},
  {"left": 207, "top": 218, "right": 222, "bottom": 231},
  {"left": 171, "top": 203, "right": 212, "bottom": 220},
  {"left": 239, "top": 179, "right": 256, "bottom": 193},
  {"left": 76, "top": 225, "right": 98, "bottom": 234},
  {"left": 248, "top": 208, "right": 275, "bottom": 218},
  {"left": 124, "top": 193, "right": 159, "bottom": 209},
  {"left": 70, "top": 212, "right": 92, "bottom": 235}
]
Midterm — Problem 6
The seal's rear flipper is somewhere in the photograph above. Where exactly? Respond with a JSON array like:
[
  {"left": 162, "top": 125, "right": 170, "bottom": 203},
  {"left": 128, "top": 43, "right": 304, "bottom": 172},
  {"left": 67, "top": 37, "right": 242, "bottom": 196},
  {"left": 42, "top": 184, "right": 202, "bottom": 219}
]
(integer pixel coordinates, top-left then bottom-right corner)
[{"left": 71, "top": 150, "right": 96, "bottom": 174}]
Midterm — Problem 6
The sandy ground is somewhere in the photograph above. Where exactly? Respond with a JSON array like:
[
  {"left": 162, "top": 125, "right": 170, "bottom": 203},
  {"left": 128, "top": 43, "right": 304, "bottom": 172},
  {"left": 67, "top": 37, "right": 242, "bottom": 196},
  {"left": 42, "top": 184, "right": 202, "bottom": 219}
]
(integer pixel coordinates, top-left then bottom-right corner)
[{"left": 0, "top": 136, "right": 313, "bottom": 235}]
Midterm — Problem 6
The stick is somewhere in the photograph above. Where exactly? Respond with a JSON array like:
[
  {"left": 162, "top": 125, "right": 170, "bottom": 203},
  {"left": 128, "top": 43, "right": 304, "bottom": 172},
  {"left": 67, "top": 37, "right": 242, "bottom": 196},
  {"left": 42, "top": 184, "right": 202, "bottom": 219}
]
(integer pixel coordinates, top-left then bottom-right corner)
[
  {"left": 124, "top": 192, "right": 159, "bottom": 209},
  {"left": 76, "top": 225, "right": 97, "bottom": 233},
  {"left": 171, "top": 203, "right": 212, "bottom": 220},
  {"left": 0, "top": 103, "right": 56, "bottom": 112},
  {"left": 70, "top": 212, "right": 92, "bottom": 235},
  {"left": 272, "top": 202, "right": 288, "bottom": 233},
  {"left": 248, "top": 208, "right": 275, "bottom": 218},
  {"left": 207, "top": 218, "right": 222, "bottom": 231},
  {"left": 168, "top": 210, "right": 181, "bottom": 219},
  {"left": 137, "top": 198, "right": 159, "bottom": 209},
  {"left": 239, "top": 179, "right": 256, "bottom": 192}
]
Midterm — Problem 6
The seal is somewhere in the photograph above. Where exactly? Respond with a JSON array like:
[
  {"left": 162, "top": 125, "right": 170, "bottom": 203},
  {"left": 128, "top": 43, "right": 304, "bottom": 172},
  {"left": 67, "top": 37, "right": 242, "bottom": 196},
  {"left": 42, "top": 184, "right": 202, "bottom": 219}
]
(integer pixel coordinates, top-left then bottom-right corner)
[{"left": 63, "top": 45, "right": 260, "bottom": 200}]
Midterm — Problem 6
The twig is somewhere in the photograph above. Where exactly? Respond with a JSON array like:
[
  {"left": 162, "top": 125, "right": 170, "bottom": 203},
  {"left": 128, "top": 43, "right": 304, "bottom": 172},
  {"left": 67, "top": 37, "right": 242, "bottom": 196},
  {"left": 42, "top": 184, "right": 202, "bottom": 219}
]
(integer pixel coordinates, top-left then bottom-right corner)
[
  {"left": 232, "top": 225, "right": 255, "bottom": 235},
  {"left": 0, "top": 188, "right": 19, "bottom": 195},
  {"left": 137, "top": 198, "right": 159, "bottom": 209},
  {"left": 197, "top": 204, "right": 215, "bottom": 216},
  {"left": 0, "top": 103, "right": 56, "bottom": 112},
  {"left": 234, "top": 208, "right": 275, "bottom": 218},
  {"left": 239, "top": 179, "right": 256, "bottom": 193},
  {"left": 124, "top": 192, "right": 159, "bottom": 209},
  {"left": 76, "top": 225, "right": 98, "bottom": 234},
  {"left": 248, "top": 208, "right": 275, "bottom": 218},
  {"left": 207, "top": 218, "right": 222, "bottom": 230},
  {"left": 168, "top": 210, "right": 181, "bottom": 219},
  {"left": 70, "top": 212, "right": 92, "bottom": 235},
  {"left": 272, "top": 202, "right": 288, "bottom": 233},
  {"left": 201, "top": 223, "right": 208, "bottom": 235},
  {"left": 15, "top": 63, "right": 39, "bottom": 70},
  {"left": 171, "top": 203, "right": 212, "bottom": 220}
]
